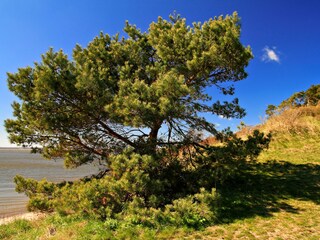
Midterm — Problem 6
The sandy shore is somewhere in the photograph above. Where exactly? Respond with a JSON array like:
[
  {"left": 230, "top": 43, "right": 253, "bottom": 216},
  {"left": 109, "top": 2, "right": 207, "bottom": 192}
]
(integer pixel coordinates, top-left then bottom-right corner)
[{"left": 0, "top": 212, "right": 46, "bottom": 225}]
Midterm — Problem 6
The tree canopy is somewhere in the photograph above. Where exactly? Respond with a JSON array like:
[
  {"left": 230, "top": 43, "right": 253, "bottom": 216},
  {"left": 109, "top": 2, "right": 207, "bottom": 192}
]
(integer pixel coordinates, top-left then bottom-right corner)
[{"left": 6, "top": 12, "right": 252, "bottom": 168}]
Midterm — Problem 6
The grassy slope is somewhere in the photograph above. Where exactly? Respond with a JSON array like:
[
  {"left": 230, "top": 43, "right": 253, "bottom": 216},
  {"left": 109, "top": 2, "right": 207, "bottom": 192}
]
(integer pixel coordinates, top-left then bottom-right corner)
[
  {"left": 1, "top": 106, "right": 320, "bottom": 239},
  {"left": 257, "top": 104, "right": 320, "bottom": 164}
]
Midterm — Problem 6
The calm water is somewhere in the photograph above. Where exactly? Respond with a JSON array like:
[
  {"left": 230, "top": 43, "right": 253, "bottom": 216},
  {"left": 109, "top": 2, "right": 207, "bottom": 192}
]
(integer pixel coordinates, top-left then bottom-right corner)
[{"left": 0, "top": 148, "right": 99, "bottom": 218}]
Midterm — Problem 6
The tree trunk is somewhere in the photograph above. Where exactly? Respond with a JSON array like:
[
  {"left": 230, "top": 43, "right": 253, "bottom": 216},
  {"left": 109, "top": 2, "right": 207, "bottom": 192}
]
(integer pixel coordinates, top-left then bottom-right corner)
[{"left": 147, "top": 120, "right": 162, "bottom": 153}]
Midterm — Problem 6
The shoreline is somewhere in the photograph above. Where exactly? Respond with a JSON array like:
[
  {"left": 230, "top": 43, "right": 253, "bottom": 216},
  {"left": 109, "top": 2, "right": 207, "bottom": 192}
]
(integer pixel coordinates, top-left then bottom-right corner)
[{"left": 0, "top": 212, "right": 46, "bottom": 225}]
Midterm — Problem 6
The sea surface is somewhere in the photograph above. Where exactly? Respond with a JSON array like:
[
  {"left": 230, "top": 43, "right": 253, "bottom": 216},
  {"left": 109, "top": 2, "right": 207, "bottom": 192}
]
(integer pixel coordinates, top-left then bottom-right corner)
[{"left": 0, "top": 148, "right": 99, "bottom": 218}]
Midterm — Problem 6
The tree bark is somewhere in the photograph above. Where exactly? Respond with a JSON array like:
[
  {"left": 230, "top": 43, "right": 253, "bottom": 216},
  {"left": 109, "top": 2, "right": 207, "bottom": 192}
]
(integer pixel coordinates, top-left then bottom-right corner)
[{"left": 147, "top": 120, "right": 162, "bottom": 152}]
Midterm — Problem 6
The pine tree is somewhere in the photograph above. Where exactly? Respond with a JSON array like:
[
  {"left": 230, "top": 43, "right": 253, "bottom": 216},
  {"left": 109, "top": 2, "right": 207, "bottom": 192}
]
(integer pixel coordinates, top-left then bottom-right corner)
[{"left": 6, "top": 12, "right": 252, "bottom": 167}]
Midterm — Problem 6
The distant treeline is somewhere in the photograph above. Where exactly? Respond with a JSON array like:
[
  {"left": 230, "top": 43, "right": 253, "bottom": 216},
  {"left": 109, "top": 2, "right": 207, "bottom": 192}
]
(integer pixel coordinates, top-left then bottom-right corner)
[{"left": 266, "top": 84, "right": 320, "bottom": 117}]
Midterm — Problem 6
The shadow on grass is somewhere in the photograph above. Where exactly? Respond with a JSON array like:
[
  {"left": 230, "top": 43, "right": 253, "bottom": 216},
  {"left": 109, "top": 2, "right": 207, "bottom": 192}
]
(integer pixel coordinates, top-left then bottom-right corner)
[{"left": 216, "top": 160, "right": 320, "bottom": 223}]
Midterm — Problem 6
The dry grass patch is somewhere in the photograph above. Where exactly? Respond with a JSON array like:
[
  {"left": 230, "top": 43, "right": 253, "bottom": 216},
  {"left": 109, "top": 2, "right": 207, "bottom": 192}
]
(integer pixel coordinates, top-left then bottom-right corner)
[{"left": 261, "top": 104, "right": 320, "bottom": 134}]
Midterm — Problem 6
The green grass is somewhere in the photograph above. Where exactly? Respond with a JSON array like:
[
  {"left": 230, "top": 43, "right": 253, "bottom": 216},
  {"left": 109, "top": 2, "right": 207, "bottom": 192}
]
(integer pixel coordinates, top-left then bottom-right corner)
[
  {"left": 188, "top": 199, "right": 320, "bottom": 240},
  {"left": 258, "top": 131, "right": 320, "bottom": 164},
  {"left": 257, "top": 105, "right": 320, "bottom": 164}
]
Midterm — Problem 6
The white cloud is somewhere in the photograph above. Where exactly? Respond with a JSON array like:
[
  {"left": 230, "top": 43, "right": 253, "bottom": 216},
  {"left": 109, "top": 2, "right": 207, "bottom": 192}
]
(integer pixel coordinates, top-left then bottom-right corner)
[
  {"left": 261, "top": 46, "right": 280, "bottom": 63},
  {"left": 218, "top": 115, "right": 232, "bottom": 120}
]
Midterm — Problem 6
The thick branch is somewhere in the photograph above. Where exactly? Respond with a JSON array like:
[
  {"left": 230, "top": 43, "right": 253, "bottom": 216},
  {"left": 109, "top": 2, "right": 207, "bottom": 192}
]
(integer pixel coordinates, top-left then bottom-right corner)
[{"left": 98, "top": 120, "right": 136, "bottom": 148}]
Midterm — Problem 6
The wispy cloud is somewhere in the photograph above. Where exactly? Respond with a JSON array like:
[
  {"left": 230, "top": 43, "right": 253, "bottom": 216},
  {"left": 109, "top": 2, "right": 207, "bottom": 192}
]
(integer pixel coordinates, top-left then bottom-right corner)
[{"left": 261, "top": 46, "right": 280, "bottom": 63}]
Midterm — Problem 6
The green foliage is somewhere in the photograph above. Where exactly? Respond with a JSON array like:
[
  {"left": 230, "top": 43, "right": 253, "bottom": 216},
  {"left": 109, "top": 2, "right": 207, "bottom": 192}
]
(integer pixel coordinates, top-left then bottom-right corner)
[
  {"left": 265, "top": 104, "right": 277, "bottom": 117},
  {"left": 191, "top": 130, "right": 271, "bottom": 186},
  {"left": 279, "top": 91, "right": 306, "bottom": 110},
  {"left": 305, "top": 84, "right": 320, "bottom": 106},
  {"left": 122, "top": 188, "right": 217, "bottom": 229},
  {"left": 13, "top": 151, "right": 160, "bottom": 219},
  {"left": 6, "top": 12, "right": 252, "bottom": 165},
  {"left": 162, "top": 188, "right": 217, "bottom": 228},
  {"left": 14, "top": 175, "right": 56, "bottom": 211}
]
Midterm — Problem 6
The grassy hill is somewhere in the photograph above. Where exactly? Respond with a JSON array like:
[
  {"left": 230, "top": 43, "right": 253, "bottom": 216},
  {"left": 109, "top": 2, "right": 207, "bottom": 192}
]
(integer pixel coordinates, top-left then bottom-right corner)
[
  {"left": 257, "top": 104, "right": 320, "bottom": 164},
  {"left": 1, "top": 105, "right": 320, "bottom": 239}
]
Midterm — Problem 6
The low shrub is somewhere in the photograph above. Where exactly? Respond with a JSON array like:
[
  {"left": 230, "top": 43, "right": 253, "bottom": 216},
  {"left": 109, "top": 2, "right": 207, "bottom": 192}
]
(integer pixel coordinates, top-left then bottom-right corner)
[{"left": 117, "top": 187, "right": 217, "bottom": 229}]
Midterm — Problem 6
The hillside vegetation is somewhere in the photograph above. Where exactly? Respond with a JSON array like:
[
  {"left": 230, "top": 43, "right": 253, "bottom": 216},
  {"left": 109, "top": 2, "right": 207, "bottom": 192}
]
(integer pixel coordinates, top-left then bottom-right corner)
[{"left": 258, "top": 104, "right": 320, "bottom": 164}]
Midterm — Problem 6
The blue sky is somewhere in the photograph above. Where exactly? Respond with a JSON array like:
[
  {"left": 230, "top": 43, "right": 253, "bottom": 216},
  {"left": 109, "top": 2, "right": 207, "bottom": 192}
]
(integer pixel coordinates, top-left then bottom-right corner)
[{"left": 1, "top": 0, "right": 320, "bottom": 147}]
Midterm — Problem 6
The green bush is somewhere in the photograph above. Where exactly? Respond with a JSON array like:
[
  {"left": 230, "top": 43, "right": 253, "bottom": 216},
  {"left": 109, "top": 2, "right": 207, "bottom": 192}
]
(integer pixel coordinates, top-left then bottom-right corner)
[
  {"left": 164, "top": 188, "right": 217, "bottom": 228},
  {"left": 14, "top": 175, "right": 56, "bottom": 212},
  {"left": 120, "top": 188, "right": 217, "bottom": 229}
]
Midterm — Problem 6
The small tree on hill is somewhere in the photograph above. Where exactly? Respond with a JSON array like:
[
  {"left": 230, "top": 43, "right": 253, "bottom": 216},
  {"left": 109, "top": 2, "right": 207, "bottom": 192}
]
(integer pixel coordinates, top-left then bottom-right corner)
[
  {"left": 265, "top": 104, "right": 277, "bottom": 117},
  {"left": 305, "top": 84, "right": 320, "bottom": 106}
]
